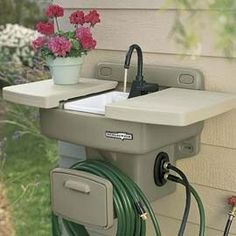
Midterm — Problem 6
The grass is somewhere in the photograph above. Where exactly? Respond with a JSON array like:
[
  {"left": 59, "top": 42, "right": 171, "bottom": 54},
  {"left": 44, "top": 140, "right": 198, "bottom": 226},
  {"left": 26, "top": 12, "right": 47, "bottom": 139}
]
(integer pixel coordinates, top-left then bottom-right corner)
[{"left": 1, "top": 116, "right": 58, "bottom": 236}]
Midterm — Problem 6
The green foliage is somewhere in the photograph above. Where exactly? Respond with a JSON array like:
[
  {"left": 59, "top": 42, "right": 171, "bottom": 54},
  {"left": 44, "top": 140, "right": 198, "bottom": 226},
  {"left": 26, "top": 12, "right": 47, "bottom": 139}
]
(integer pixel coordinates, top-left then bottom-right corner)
[
  {"left": 0, "top": 59, "right": 50, "bottom": 89},
  {"left": 210, "top": 0, "right": 236, "bottom": 9},
  {"left": 209, "top": 0, "right": 236, "bottom": 56},
  {"left": 0, "top": 47, "right": 53, "bottom": 235},
  {"left": 0, "top": 0, "right": 45, "bottom": 28},
  {"left": 0, "top": 0, "right": 45, "bottom": 66},
  {"left": 0, "top": 101, "right": 57, "bottom": 236},
  {"left": 61, "top": 31, "right": 83, "bottom": 57},
  {"left": 167, "top": 0, "right": 198, "bottom": 9},
  {"left": 70, "top": 39, "right": 84, "bottom": 57},
  {"left": 0, "top": 99, "right": 58, "bottom": 168},
  {"left": 166, "top": 0, "right": 236, "bottom": 57},
  {"left": 41, "top": 31, "right": 86, "bottom": 59},
  {"left": 41, "top": 48, "right": 55, "bottom": 60},
  {"left": 0, "top": 100, "right": 58, "bottom": 235},
  {"left": 0, "top": 0, "right": 15, "bottom": 25},
  {"left": 1, "top": 121, "right": 57, "bottom": 235},
  {"left": 169, "top": 12, "right": 200, "bottom": 56}
]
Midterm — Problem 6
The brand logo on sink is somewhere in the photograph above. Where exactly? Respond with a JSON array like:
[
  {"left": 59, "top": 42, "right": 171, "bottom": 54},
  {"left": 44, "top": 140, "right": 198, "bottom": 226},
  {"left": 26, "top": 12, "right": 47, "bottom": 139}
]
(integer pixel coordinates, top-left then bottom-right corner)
[{"left": 105, "top": 131, "right": 133, "bottom": 141}]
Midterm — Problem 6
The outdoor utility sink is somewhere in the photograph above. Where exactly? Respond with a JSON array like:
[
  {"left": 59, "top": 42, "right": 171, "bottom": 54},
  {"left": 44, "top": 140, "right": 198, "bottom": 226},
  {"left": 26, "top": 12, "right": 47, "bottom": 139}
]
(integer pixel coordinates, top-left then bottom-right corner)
[
  {"left": 2, "top": 69, "right": 236, "bottom": 155},
  {"left": 3, "top": 63, "right": 236, "bottom": 201},
  {"left": 41, "top": 97, "right": 203, "bottom": 155}
]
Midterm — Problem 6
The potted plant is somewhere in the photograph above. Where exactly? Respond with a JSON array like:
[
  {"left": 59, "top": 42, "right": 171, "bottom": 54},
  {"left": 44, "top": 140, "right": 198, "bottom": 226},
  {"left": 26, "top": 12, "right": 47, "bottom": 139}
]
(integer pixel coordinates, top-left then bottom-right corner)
[{"left": 32, "top": 4, "right": 100, "bottom": 85}]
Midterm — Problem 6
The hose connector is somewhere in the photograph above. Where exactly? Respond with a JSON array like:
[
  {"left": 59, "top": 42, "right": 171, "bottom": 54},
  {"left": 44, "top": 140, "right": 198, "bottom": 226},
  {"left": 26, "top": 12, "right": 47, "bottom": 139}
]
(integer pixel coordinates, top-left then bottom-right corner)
[{"left": 135, "top": 201, "right": 148, "bottom": 220}]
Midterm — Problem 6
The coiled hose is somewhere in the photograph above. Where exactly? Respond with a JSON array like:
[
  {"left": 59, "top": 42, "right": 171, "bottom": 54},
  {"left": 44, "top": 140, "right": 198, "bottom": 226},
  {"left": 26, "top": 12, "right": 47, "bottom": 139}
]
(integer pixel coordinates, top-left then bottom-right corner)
[{"left": 52, "top": 160, "right": 162, "bottom": 236}]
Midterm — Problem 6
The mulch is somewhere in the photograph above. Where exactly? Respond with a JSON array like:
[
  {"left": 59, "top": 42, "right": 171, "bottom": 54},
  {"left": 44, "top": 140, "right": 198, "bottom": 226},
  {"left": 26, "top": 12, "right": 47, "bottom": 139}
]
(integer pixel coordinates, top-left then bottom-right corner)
[{"left": 0, "top": 183, "right": 14, "bottom": 236}]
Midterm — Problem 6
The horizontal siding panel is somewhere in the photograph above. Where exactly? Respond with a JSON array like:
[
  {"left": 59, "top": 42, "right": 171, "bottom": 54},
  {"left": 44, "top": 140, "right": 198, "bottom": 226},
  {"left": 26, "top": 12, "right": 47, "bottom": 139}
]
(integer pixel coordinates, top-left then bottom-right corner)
[
  {"left": 177, "top": 144, "right": 236, "bottom": 192},
  {"left": 86, "top": 215, "right": 233, "bottom": 236},
  {"left": 59, "top": 10, "right": 236, "bottom": 58},
  {"left": 54, "top": 0, "right": 166, "bottom": 9},
  {"left": 152, "top": 184, "right": 236, "bottom": 233},
  {"left": 149, "top": 215, "right": 236, "bottom": 236},
  {"left": 54, "top": 0, "right": 231, "bottom": 10},
  {"left": 202, "top": 110, "right": 236, "bottom": 149}
]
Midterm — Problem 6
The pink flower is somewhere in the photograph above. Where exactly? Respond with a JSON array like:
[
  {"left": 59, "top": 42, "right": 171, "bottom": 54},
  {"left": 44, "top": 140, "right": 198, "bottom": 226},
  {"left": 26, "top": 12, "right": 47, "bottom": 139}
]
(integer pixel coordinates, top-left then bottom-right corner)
[
  {"left": 85, "top": 10, "right": 100, "bottom": 26},
  {"left": 46, "top": 4, "right": 64, "bottom": 18},
  {"left": 32, "top": 37, "right": 46, "bottom": 50},
  {"left": 75, "top": 27, "right": 92, "bottom": 40},
  {"left": 36, "top": 22, "right": 54, "bottom": 35},
  {"left": 80, "top": 36, "right": 96, "bottom": 50},
  {"left": 75, "top": 27, "right": 96, "bottom": 50},
  {"left": 48, "top": 36, "right": 72, "bottom": 57},
  {"left": 69, "top": 11, "right": 85, "bottom": 25}
]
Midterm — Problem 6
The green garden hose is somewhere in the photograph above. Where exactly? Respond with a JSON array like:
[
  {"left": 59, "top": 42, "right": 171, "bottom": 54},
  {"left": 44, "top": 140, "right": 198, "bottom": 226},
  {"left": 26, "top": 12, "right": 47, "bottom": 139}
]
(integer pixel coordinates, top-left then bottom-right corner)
[
  {"left": 52, "top": 160, "right": 161, "bottom": 236},
  {"left": 167, "top": 174, "right": 206, "bottom": 236},
  {"left": 52, "top": 160, "right": 205, "bottom": 236},
  {"left": 189, "top": 185, "right": 205, "bottom": 236}
]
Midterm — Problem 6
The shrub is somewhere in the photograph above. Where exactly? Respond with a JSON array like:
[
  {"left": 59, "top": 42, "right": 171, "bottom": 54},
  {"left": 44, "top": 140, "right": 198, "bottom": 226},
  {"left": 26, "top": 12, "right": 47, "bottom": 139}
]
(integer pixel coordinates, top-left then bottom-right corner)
[
  {"left": 0, "top": 24, "right": 39, "bottom": 66},
  {"left": 0, "top": 0, "right": 45, "bottom": 29}
]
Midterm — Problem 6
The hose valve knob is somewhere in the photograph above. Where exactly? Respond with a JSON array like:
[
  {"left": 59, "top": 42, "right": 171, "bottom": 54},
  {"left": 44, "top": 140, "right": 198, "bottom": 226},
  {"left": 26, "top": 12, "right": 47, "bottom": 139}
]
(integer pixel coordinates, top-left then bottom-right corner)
[
  {"left": 227, "top": 196, "right": 236, "bottom": 218},
  {"left": 228, "top": 196, "right": 236, "bottom": 207}
]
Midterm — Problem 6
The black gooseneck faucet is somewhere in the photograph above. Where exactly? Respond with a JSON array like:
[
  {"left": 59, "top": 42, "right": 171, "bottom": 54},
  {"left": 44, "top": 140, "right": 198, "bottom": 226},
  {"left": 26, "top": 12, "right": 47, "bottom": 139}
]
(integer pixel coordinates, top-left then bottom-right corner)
[{"left": 124, "top": 44, "right": 159, "bottom": 98}]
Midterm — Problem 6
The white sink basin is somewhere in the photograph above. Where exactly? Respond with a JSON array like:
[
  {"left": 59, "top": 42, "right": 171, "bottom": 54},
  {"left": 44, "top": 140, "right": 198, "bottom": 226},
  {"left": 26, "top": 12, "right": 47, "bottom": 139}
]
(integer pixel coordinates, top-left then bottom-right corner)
[{"left": 64, "top": 91, "right": 129, "bottom": 115}]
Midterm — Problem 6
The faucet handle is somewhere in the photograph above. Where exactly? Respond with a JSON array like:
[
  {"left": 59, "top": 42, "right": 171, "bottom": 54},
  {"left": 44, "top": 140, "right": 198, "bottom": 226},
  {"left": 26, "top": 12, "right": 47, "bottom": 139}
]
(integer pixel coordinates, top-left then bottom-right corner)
[
  {"left": 128, "top": 80, "right": 159, "bottom": 98},
  {"left": 128, "top": 80, "right": 143, "bottom": 98},
  {"left": 142, "top": 82, "right": 159, "bottom": 95}
]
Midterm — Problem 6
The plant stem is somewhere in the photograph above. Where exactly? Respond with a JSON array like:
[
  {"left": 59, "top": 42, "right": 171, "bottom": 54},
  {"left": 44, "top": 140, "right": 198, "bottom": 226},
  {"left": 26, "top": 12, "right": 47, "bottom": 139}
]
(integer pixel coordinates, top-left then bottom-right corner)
[{"left": 55, "top": 17, "right": 60, "bottom": 32}]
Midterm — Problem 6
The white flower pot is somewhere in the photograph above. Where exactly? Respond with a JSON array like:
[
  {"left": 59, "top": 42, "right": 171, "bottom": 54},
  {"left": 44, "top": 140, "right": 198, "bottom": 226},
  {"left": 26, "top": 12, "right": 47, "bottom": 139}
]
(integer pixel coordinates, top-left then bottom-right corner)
[{"left": 46, "top": 57, "right": 84, "bottom": 85}]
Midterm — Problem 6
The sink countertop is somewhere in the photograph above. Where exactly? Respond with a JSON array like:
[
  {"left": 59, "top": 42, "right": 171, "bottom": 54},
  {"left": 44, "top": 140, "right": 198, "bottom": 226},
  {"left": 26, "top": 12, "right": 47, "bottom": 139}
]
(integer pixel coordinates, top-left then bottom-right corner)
[
  {"left": 105, "top": 88, "right": 236, "bottom": 126},
  {"left": 3, "top": 78, "right": 118, "bottom": 108}
]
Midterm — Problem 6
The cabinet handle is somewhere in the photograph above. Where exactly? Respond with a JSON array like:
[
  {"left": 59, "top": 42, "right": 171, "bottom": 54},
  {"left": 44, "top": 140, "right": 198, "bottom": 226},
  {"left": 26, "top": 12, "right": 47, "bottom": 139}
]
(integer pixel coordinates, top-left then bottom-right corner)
[{"left": 65, "top": 180, "right": 90, "bottom": 194}]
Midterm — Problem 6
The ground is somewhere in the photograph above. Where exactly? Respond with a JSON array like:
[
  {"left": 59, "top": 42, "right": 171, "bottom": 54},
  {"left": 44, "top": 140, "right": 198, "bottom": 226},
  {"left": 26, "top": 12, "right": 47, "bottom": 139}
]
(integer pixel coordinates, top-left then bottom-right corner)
[
  {"left": 0, "top": 101, "right": 12, "bottom": 236},
  {"left": 0, "top": 102, "right": 57, "bottom": 235},
  {"left": 0, "top": 183, "right": 13, "bottom": 236}
]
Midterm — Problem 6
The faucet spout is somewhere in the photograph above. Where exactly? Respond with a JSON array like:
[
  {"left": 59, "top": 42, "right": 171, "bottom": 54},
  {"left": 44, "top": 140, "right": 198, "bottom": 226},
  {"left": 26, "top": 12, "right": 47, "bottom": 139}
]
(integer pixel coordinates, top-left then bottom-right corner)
[
  {"left": 124, "top": 44, "right": 143, "bottom": 82},
  {"left": 124, "top": 44, "right": 159, "bottom": 98}
]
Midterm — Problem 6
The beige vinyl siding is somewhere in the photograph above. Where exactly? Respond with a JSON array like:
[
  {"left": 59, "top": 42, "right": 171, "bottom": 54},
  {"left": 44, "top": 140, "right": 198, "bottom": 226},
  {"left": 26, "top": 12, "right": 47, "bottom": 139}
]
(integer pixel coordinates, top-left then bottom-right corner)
[
  {"left": 54, "top": 0, "right": 167, "bottom": 9},
  {"left": 153, "top": 183, "right": 236, "bottom": 233},
  {"left": 57, "top": 1, "right": 236, "bottom": 235},
  {"left": 148, "top": 215, "right": 235, "bottom": 236},
  {"left": 58, "top": 10, "right": 236, "bottom": 58},
  {"left": 54, "top": 0, "right": 231, "bottom": 10},
  {"left": 177, "top": 144, "right": 236, "bottom": 192}
]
